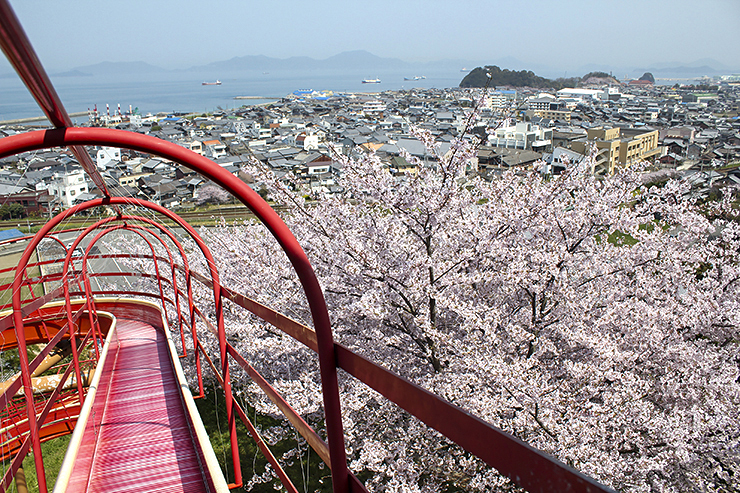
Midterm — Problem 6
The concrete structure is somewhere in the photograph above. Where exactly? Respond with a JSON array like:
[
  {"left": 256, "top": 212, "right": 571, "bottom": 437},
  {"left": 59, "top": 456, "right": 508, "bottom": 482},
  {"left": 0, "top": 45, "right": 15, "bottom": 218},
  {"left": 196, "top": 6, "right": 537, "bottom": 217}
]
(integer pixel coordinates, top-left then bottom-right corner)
[
  {"left": 532, "top": 109, "right": 571, "bottom": 123},
  {"left": 96, "top": 147, "right": 121, "bottom": 169},
  {"left": 572, "top": 126, "right": 660, "bottom": 175},
  {"left": 555, "top": 87, "right": 621, "bottom": 102},
  {"left": 486, "top": 90, "right": 517, "bottom": 109},
  {"left": 251, "top": 122, "right": 272, "bottom": 140},
  {"left": 362, "top": 100, "right": 386, "bottom": 116},
  {"left": 556, "top": 88, "right": 603, "bottom": 101},
  {"left": 527, "top": 97, "right": 571, "bottom": 122},
  {"left": 49, "top": 168, "right": 89, "bottom": 207},
  {"left": 528, "top": 96, "right": 556, "bottom": 112},
  {"left": 488, "top": 122, "right": 552, "bottom": 151},
  {"left": 202, "top": 140, "right": 227, "bottom": 160}
]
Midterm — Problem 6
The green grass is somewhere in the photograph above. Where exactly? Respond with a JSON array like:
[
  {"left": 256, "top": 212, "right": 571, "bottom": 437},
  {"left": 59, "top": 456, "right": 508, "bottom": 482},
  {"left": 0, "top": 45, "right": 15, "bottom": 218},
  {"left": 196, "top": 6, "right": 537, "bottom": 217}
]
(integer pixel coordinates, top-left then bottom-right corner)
[
  {"left": 194, "top": 386, "right": 332, "bottom": 492},
  {"left": 0, "top": 249, "right": 44, "bottom": 306},
  {"left": 0, "top": 434, "right": 72, "bottom": 492}
]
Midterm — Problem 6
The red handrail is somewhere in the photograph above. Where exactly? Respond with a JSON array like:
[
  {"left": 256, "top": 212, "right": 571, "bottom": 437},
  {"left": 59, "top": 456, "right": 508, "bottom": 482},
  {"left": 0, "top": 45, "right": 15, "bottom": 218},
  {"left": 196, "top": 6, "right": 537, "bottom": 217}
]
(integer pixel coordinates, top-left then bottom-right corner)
[
  {"left": 0, "top": 127, "right": 350, "bottom": 491},
  {"left": 8, "top": 198, "right": 246, "bottom": 490}
]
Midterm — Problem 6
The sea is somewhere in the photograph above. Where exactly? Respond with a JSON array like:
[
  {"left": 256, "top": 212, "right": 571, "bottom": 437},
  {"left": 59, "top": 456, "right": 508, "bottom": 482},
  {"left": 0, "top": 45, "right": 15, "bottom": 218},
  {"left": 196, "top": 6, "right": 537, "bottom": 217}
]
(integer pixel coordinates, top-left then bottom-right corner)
[{"left": 0, "top": 68, "right": 464, "bottom": 123}]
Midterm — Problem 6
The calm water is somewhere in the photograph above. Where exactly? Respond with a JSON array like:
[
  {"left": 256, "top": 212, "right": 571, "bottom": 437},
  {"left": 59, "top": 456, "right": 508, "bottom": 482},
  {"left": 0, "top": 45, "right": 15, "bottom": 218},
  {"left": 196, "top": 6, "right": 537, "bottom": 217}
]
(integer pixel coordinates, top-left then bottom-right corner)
[{"left": 0, "top": 68, "right": 464, "bottom": 122}]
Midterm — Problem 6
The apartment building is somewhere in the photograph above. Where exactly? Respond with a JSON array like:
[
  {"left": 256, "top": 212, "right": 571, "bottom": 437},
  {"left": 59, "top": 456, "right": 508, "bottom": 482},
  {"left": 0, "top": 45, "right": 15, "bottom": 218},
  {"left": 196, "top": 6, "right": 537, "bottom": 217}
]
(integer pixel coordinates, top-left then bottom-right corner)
[
  {"left": 572, "top": 126, "right": 660, "bottom": 175},
  {"left": 49, "top": 168, "right": 89, "bottom": 207},
  {"left": 488, "top": 122, "right": 553, "bottom": 152},
  {"left": 486, "top": 90, "right": 517, "bottom": 109}
]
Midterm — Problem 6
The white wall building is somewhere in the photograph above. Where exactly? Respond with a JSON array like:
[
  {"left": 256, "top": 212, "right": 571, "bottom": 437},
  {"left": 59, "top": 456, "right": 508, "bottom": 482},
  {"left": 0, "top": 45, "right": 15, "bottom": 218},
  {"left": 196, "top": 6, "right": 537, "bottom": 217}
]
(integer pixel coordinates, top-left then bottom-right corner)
[
  {"left": 488, "top": 122, "right": 552, "bottom": 151},
  {"left": 301, "top": 134, "right": 319, "bottom": 150},
  {"left": 251, "top": 122, "right": 272, "bottom": 140},
  {"left": 556, "top": 88, "right": 602, "bottom": 101},
  {"left": 528, "top": 95, "right": 557, "bottom": 111},
  {"left": 50, "top": 168, "right": 89, "bottom": 208},
  {"left": 556, "top": 87, "right": 621, "bottom": 102},
  {"left": 203, "top": 140, "right": 227, "bottom": 160},
  {"left": 96, "top": 147, "right": 121, "bottom": 169},
  {"left": 485, "top": 90, "right": 517, "bottom": 109},
  {"left": 188, "top": 140, "right": 203, "bottom": 155},
  {"left": 362, "top": 100, "right": 386, "bottom": 115}
]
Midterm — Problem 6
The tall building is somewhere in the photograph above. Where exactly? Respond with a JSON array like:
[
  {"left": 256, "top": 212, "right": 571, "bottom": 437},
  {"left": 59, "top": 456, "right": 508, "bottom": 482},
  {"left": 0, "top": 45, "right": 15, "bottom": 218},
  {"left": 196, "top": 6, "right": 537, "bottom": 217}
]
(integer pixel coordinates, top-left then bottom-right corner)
[
  {"left": 527, "top": 98, "right": 572, "bottom": 123},
  {"left": 488, "top": 122, "right": 552, "bottom": 152},
  {"left": 572, "top": 126, "right": 659, "bottom": 175},
  {"left": 49, "top": 168, "right": 89, "bottom": 207}
]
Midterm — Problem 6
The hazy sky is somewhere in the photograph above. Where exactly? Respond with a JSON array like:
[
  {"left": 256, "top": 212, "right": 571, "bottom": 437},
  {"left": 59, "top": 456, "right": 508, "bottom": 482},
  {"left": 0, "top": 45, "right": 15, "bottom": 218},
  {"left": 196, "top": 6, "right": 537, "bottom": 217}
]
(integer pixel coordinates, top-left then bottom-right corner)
[{"left": 3, "top": 0, "right": 740, "bottom": 73}]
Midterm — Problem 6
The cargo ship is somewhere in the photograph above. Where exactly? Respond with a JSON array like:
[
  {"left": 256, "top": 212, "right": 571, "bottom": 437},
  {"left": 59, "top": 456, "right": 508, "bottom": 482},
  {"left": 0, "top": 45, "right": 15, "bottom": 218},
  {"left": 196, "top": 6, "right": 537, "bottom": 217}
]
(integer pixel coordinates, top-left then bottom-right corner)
[
  {"left": 362, "top": 78, "right": 381, "bottom": 84},
  {"left": 202, "top": 80, "right": 222, "bottom": 85}
]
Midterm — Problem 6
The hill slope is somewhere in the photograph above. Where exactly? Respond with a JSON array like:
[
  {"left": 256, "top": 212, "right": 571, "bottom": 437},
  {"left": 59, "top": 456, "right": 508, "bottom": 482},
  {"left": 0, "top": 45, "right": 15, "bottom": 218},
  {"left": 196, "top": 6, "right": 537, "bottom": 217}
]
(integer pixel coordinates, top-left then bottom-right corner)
[{"left": 460, "top": 65, "right": 578, "bottom": 89}]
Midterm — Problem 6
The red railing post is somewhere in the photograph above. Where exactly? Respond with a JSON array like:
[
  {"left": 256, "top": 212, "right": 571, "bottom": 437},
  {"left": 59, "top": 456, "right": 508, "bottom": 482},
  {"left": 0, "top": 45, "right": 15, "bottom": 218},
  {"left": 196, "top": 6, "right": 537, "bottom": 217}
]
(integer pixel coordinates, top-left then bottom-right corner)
[
  {"left": 69, "top": 216, "right": 204, "bottom": 396},
  {"left": 62, "top": 244, "right": 99, "bottom": 361},
  {"left": 76, "top": 219, "right": 204, "bottom": 396},
  {"left": 14, "top": 203, "right": 245, "bottom": 488},
  {"left": 9, "top": 295, "right": 47, "bottom": 492},
  {"left": 0, "top": 128, "right": 354, "bottom": 490}
]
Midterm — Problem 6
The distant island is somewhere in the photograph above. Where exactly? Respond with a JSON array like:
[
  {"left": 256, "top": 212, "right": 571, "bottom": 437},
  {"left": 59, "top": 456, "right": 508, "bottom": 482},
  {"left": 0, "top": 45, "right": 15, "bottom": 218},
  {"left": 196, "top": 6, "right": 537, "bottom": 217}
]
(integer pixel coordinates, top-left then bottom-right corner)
[
  {"left": 50, "top": 69, "right": 92, "bottom": 78},
  {"left": 638, "top": 72, "right": 655, "bottom": 83},
  {"left": 460, "top": 66, "right": 620, "bottom": 89}
]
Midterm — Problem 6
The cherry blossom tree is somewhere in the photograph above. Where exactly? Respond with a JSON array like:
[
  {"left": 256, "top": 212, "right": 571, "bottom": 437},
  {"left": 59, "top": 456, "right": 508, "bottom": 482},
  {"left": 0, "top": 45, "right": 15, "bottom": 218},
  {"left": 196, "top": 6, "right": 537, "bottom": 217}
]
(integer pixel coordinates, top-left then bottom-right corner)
[
  {"left": 115, "top": 127, "right": 740, "bottom": 491},
  {"left": 196, "top": 183, "right": 231, "bottom": 205}
]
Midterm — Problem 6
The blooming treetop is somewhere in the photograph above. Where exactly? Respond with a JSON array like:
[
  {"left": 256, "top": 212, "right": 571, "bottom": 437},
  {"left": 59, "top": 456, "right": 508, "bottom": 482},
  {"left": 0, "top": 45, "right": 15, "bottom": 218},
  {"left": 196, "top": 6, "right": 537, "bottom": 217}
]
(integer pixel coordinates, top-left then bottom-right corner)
[
  {"left": 117, "top": 127, "right": 740, "bottom": 492},
  {"left": 196, "top": 183, "right": 231, "bottom": 206}
]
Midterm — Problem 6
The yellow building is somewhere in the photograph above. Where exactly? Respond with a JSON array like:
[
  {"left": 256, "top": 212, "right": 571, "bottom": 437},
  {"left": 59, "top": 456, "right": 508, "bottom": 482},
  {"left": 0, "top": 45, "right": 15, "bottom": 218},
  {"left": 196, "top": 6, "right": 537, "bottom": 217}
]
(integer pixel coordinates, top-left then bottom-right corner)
[
  {"left": 119, "top": 172, "right": 153, "bottom": 188},
  {"left": 531, "top": 109, "right": 572, "bottom": 123},
  {"left": 572, "top": 126, "right": 660, "bottom": 175}
]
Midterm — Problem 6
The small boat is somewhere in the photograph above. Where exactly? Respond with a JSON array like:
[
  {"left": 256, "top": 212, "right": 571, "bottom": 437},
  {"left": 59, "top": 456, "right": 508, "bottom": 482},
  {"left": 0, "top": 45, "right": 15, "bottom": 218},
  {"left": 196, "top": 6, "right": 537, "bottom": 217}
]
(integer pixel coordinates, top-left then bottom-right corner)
[
  {"left": 202, "top": 80, "right": 222, "bottom": 85},
  {"left": 362, "top": 78, "right": 381, "bottom": 84}
]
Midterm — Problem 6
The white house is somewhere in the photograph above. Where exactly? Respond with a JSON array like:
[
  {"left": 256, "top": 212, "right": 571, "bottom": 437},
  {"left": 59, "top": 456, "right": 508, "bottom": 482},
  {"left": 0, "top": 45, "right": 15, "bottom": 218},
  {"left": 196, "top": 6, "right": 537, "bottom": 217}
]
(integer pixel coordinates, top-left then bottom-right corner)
[
  {"left": 49, "top": 168, "right": 89, "bottom": 207},
  {"left": 295, "top": 133, "right": 320, "bottom": 150},
  {"left": 542, "top": 147, "right": 585, "bottom": 175},
  {"left": 96, "top": 147, "right": 121, "bottom": 169},
  {"left": 188, "top": 140, "right": 204, "bottom": 155},
  {"left": 362, "top": 100, "right": 386, "bottom": 116},
  {"left": 202, "top": 140, "right": 227, "bottom": 160},
  {"left": 251, "top": 122, "right": 271, "bottom": 140},
  {"left": 488, "top": 122, "right": 552, "bottom": 151}
]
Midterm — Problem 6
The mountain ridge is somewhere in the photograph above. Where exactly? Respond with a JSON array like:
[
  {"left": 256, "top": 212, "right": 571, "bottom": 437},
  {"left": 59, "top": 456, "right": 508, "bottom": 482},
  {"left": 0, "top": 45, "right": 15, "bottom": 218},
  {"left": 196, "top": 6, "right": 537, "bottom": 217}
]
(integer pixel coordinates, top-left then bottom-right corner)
[{"left": 3, "top": 52, "right": 735, "bottom": 79}]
